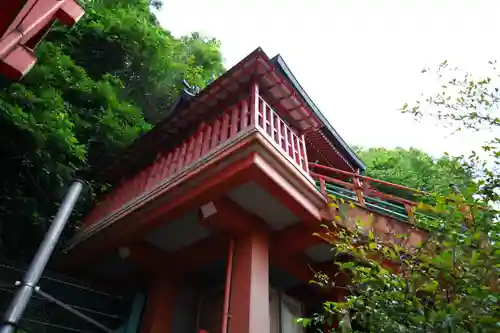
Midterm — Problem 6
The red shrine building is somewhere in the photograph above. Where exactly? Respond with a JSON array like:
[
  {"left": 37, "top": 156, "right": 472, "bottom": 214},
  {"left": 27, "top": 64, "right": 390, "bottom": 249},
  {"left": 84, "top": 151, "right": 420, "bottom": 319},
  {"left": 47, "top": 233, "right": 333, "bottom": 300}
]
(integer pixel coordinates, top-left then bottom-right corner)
[
  {"left": 63, "top": 48, "right": 428, "bottom": 333},
  {"left": 0, "top": 0, "right": 84, "bottom": 80}
]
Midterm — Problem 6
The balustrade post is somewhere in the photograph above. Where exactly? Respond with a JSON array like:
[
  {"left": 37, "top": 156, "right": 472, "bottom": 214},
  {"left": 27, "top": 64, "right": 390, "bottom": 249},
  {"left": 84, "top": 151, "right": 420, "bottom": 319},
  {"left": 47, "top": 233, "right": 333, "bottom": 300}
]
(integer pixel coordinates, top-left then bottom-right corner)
[
  {"left": 193, "top": 123, "right": 205, "bottom": 161},
  {"left": 290, "top": 134, "right": 296, "bottom": 164},
  {"left": 268, "top": 106, "right": 274, "bottom": 138},
  {"left": 276, "top": 115, "right": 282, "bottom": 150},
  {"left": 404, "top": 204, "right": 415, "bottom": 223},
  {"left": 210, "top": 119, "right": 221, "bottom": 150},
  {"left": 162, "top": 152, "right": 173, "bottom": 179},
  {"left": 221, "top": 113, "right": 230, "bottom": 142},
  {"left": 300, "top": 133, "right": 309, "bottom": 173},
  {"left": 319, "top": 177, "right": 326, "bottom": 195},
  {"left": 353, "top": 174, "right": 365, "bottom": 207},
  {"left": 283, "top": 128, "right": 289, "bottom": 155},
  {"left": 230, "top": 106, "right": 239, "bottom": 137},
  {"left": 184, "top": 136, "right": 195, "bottom": 166},
  {"left": 178, "top": 142, "right": 188, "bottom": 170},
  {"left": 201, "top": 125, "right": 212, "bottom": 155},
  {"left": 250, "top": 82, "right": 259, "bottom": 126},
  {"left": 169, "top": 147, "right": 180, "bottom": 175},
  {"left": 240, "top": 99, "right": 249, "bottom": 129}
]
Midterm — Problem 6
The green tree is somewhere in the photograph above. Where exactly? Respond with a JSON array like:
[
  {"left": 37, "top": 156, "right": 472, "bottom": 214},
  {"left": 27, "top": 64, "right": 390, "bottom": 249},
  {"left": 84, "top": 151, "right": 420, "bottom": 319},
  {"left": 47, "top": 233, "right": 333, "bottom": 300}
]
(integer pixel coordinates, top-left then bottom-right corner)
[
  {"left": 401, "top": 60, "right": 500, "bottom": 205},
  {"left": 355, "top": 147, "right": 477, "bottom": 201},
  {"left": 302, "top": 61, "right": 500, "bottom": 332},
  {"left": 0, "top": 0, "right": 225, "bottom": 260}
]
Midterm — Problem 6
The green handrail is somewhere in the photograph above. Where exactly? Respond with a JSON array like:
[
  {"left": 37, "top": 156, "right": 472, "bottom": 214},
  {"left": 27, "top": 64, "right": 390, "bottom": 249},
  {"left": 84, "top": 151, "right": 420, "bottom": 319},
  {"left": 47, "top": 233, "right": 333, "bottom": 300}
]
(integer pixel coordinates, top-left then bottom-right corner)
[
  {"left": 316, "top": 180, "right": 442, "bottom": 230},
  {"left": 320, "top": 181, "right": 408, "bottom": 220}
]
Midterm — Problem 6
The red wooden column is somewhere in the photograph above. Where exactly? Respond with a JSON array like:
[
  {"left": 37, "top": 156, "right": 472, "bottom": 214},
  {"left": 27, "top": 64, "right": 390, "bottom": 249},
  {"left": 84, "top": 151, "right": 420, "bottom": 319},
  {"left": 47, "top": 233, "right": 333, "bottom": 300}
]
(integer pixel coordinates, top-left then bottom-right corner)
[
  {"left": 229, "top": 229, "right": 270, "bottom": 333},
  {"left": 140, "top": 273, "right": 178, "bottom": 333},
  {"left": 250, "top": 81, "right": 259, "bottom": 126}
]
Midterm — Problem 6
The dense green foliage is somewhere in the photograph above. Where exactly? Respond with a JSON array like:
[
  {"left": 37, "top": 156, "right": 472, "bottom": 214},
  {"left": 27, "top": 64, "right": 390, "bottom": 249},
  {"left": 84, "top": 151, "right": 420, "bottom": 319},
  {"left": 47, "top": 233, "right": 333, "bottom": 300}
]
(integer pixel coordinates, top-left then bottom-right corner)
[
  {"left": 304, "top": 198, "right": 499, "bottom": 332},
  {"left": 355, "top": 147, "right": 477, "bottom": 201},
  {"left": 304, "top": 62, "right": 500, "bottom": 332},
  {"left": 0, "top": 0, "right": 224, "bottom": 260}
]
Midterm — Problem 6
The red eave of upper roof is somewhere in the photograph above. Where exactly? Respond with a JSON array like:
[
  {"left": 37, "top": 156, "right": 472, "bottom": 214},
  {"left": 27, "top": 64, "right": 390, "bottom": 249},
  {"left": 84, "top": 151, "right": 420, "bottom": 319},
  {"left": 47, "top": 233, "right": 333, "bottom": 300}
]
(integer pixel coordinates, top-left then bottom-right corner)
[
  {"left": 306, "top": 129, "right": 356, "bottom": 172},
  {"left": 0, "top": 0, "right": 84, "bottom": 80}
]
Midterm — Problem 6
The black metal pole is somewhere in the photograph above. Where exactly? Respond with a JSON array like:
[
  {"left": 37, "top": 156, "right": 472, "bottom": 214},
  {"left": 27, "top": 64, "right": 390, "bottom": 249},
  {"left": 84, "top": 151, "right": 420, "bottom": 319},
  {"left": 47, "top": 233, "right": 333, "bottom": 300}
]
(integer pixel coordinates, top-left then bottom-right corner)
[{"left": 0, "top": 180, "right": 85, "bottom": 333}]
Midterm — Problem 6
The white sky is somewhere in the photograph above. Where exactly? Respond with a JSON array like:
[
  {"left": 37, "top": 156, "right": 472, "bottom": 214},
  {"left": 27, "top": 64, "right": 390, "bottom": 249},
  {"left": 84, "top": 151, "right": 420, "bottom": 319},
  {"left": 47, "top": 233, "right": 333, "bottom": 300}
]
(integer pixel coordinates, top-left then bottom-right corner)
[{"left": 157, "top": 1, "right": 499, "bottom": 158}]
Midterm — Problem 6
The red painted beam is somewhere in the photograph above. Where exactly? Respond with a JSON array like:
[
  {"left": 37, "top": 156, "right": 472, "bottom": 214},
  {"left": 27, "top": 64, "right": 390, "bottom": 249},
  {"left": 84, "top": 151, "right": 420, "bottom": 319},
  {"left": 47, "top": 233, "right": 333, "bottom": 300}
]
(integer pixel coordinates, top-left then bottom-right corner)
[
  {"left": 0, "top": 0, "right": 84, "bottom": 80},
  {"left": 252, "top": 153, "right": 324, "bottom": 224},
  {"left": 121, "top": 241, "right": 167, "bottom": 274},
  {"left": 273, "top": 252, "right": 314, "bottom": 283},
  {"left": 61, "top": 152, "right": 259, "bottom": 271},
  {"left": 170, "top": 237, "right": 227, "bottom": 274},
  {"left": 121, "top": 224, "right": 327, "bottom": 283},
  {"left": 120, "top": 236, "right": 228, "bottom": 278},
  {"left": 271, "top": 224, "right": 324, "bottom": 255},
  {"left": 200, "top": 196, "right": 268, "bottom": 236}
]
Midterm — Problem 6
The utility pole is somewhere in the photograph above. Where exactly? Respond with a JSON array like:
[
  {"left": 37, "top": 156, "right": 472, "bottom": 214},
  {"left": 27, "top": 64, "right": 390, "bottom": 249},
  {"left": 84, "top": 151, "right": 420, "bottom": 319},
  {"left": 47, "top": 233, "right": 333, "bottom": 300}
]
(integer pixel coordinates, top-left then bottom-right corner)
[{"left": 1, "top": 180, "right": 85, "bottom": 333}]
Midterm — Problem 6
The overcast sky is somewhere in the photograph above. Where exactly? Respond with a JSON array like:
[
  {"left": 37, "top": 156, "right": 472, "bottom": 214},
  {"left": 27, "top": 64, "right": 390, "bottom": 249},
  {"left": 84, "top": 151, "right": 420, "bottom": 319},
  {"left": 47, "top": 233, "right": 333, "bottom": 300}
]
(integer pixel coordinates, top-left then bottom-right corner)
[{"left": 157, "top": 1, "right": 499, "bottom": 158}]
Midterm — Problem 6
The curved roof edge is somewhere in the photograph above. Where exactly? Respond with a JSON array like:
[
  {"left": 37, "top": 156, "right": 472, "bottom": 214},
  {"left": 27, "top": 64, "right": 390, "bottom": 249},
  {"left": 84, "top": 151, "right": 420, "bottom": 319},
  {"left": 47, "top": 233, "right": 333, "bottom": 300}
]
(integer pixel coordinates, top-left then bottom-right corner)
[{"left": 269, "top": 54, "right": 366, "bottom": 172}]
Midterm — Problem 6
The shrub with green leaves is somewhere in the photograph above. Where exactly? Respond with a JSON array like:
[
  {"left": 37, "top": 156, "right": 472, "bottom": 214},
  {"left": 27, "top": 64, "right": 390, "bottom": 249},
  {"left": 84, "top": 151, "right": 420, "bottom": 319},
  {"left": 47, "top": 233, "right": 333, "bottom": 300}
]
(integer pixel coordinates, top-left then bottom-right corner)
[{"left": 302, "top": 60, "right": 500, "bottom": 332}]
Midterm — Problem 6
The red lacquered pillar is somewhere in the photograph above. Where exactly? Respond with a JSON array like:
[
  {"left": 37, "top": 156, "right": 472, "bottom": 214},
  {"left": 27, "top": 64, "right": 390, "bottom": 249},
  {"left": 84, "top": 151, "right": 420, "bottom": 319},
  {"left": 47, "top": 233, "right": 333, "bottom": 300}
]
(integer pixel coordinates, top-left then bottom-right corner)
[
  {"left": 228, "top": 229, "right": 270, "bottom": 333},
  {"left": 140, "top": 273, "right": 178, "bottom": 333}
]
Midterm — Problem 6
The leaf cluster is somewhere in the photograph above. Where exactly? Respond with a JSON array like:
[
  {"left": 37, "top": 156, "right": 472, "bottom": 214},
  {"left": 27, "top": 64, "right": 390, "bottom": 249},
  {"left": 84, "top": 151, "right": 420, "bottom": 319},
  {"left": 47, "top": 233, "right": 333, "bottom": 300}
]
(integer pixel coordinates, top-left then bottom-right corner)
[{"left": 0, "top": 0, "right": 225, "bottom": 260}]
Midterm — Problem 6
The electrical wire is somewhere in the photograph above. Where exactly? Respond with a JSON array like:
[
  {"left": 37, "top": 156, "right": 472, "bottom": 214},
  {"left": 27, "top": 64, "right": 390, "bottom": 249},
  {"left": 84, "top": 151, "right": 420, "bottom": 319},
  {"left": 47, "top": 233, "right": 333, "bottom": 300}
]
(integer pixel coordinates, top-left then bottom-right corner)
[
  {"left": 0, "top": 287, "right": 123, "bottom": 320},
  {"left": 0, "top": 263, "right": 122, "bottom": 299},
  {"left": 19, "top": 318, "right": 91, "bottom": 333}
]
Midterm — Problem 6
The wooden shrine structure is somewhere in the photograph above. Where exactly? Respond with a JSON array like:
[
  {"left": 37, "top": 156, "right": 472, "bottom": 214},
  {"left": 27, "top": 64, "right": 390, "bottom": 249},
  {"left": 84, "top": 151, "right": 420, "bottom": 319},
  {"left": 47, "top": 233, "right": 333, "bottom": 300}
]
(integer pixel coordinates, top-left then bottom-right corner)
[{"left": 58, "top": 48, "right": 430, "bottom": 333}]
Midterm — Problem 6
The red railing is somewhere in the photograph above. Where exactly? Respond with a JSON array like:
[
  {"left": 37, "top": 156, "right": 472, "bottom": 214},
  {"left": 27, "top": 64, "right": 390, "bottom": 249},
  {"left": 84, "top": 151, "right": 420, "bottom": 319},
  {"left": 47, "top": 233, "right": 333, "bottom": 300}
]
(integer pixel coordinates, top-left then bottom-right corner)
[
  {"left": 84, "top": 97, "right": 255, "bottom": 227},
  {"left": 309, "top": 163, "right": 484, "bottom": 224},
  {"left": 84, "top": 93, "right": 311, "bottom": 228},
  {"left": 256, "top": 96, "right": 308, "bottom": 173},
  {"left": 309, "top": 163, "right": 426, "bottom": 222}
]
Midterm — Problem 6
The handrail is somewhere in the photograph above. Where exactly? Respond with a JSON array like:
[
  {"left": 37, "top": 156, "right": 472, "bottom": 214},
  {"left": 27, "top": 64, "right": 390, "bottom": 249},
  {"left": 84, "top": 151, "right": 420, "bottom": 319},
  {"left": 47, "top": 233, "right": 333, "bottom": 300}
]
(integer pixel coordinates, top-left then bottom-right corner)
[
  {"left": 257, "top": 96, "right": 308, "bottom": 173},
  {"left": 314, "top": 175, "right": 419, "bottom": 223},
  {"left": 309, "top": 162, "right": 428, "bottom": 196},
  {"left": 310, "top": 162, "right": 489, "bottom": 227},
  {"left": 310, "top": 162, "right": 488, "bottom": 210},
  {"left": 310, "top": 171, "right": 418, "bottom": 207}
]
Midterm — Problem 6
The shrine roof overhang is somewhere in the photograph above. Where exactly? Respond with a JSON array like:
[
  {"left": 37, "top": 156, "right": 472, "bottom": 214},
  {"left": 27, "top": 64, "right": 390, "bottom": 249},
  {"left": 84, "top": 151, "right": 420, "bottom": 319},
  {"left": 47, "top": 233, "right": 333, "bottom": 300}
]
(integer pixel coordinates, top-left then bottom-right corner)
[
  {"left": 95, "top": 47, "right": 365, "bottom": 184},
  {"left": 270, "top": 55, "right": 366, "bottom": 173}
]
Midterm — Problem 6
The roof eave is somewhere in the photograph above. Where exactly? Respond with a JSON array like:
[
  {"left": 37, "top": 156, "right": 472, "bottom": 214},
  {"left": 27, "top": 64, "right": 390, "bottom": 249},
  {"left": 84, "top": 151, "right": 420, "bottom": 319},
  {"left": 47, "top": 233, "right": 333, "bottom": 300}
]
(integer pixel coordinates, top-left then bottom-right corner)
[{"left": 270, "top": 54, "right": 366, "bottom": 172}]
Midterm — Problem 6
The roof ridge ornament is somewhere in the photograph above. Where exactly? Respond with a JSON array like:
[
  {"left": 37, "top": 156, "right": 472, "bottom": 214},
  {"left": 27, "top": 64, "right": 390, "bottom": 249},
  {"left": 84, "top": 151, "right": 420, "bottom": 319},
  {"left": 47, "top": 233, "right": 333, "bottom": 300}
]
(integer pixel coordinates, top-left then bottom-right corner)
[{"left": 182, "top": 79, "right": 200, "bottom": 97}]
